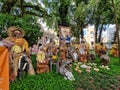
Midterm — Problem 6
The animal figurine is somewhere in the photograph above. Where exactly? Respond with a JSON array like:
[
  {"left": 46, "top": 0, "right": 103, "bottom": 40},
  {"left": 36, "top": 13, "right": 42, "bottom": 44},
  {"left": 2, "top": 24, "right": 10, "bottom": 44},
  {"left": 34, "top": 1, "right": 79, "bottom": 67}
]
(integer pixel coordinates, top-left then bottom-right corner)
[
  {"left": 59, "top": 60, "right": 75, "bottom": 81},
  {"left": 100, "top": 50, "right": 110, "bottom": 65},
  {"left": 17, "top": 55, "right": 29, "bottom": 78},
  {"left": 87, "top": 53, "right": 96, "bottom": 61}
]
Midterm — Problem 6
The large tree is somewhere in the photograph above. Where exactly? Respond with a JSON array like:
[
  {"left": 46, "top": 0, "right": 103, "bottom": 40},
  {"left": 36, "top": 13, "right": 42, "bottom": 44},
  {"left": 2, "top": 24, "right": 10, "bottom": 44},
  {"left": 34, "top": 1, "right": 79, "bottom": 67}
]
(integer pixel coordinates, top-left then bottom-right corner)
[
  {"left": 111, "top": 0, "right": 120, "bottom": 62},
  {"left": 0, "top": 0, "right": 48, "bottom": 17},
  {"left": 71, "top": 1, "right": 89, "bottom": 39},
  {"left": 1, "top": 0, "right": 119, "bottom": 45},
  {"left": 41, "top": 0, "right": 71, "bottom": 30},
  {"left": 0, "top": 0, "right": 48, "bottom": 45},
  {"left": 0, "top": 13, "right": 43, "bottom": 45}
]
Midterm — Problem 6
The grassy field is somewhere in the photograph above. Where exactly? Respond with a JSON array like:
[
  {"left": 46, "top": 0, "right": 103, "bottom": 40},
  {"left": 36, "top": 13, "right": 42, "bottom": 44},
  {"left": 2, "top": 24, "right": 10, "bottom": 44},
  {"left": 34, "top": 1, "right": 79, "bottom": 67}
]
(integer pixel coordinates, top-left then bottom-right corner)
[{"left": 10, "top": 55, "right": 120, "bottom": 90}]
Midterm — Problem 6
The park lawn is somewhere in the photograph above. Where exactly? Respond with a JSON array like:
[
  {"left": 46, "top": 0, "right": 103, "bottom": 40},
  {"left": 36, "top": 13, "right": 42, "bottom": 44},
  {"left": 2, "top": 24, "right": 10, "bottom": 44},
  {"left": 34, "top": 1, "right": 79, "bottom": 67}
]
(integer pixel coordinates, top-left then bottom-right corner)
[{"left": 10, "top": 55, "right": 120, "bottom": 90}]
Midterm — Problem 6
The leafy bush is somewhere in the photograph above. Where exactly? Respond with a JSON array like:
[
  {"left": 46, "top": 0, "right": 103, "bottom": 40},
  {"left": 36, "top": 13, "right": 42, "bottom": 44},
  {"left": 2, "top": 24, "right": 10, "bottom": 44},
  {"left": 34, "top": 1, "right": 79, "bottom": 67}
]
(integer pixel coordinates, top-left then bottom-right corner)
[{"left": 0, "top": 14, "right": 43, "bottom": 45}]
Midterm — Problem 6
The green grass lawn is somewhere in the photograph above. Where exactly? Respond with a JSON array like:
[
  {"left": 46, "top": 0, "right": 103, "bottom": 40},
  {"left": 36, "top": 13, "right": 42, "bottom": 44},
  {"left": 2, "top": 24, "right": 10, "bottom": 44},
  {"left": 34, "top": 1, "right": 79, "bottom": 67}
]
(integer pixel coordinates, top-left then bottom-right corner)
[{"left": 10, "top": 55, "right": 120, "bottom": 90}]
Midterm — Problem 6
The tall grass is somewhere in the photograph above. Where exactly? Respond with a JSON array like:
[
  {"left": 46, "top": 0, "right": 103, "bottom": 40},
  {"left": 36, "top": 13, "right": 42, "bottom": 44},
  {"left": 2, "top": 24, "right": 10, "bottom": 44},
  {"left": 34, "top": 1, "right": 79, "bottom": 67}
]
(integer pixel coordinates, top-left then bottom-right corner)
[{"left": 10, "top": 55, "right": 120, "bottom": 90}]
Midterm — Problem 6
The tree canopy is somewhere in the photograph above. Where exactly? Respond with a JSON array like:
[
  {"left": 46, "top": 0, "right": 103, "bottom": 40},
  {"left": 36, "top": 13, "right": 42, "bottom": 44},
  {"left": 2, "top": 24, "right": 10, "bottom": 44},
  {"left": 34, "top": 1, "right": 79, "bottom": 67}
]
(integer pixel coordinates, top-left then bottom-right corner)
[
  {"left": 0, "top": 13, "right": 43, "bottom": 45},
  {"left": 0, "top": 0, "right": 48, "bottom": 45},
  {"left": 41, "top": 0, "right": 120, "bottom": 43},
  {"left": 0, "top": 0, "right": 120, "bottom": 44}
]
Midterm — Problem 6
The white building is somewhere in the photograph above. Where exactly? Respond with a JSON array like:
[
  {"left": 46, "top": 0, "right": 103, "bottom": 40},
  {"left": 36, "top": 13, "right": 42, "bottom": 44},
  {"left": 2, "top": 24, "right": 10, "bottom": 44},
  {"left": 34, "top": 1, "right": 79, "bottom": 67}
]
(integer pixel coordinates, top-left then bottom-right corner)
[
  {"left": 106, "top": 24, "right": 116, "bottom": 42},
  {"left": 83, "top": 24, "right": 116, "bottom": 49}
]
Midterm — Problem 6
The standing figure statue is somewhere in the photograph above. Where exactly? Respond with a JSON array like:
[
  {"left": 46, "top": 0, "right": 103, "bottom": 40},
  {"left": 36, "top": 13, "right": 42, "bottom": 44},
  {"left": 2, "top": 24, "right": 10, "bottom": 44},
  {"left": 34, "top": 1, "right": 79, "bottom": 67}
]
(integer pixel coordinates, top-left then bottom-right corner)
[
  {"left": 79, "top": 40, "right": 87, "bottom": 62},
  {"left": 6, "top": 26, "right": 35, "bottom": 81}
]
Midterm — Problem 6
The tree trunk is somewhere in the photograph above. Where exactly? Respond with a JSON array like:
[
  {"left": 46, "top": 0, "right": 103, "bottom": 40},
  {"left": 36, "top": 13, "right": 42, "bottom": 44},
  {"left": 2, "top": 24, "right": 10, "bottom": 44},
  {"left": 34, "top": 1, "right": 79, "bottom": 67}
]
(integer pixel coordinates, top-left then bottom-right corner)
[
  {"left": 113, "top": 30, "right": 117, "bottom": 43},
  {"left": 80, "top": 26, "right": 84, "bottom": 39},
  {"left": 111, "top": 0, "right": 120, "bottom": 63},
  {"left": 76, "top": 23, "right": 80, "bottom": 38},
  {"left": 98, "top": 24, "right": 103, "bottom": 43},
  {"left": 20, "top": 0, "right": 24, "bottom": 17},
  {"left": 94, "top": 22, "right": 99, "bottom": 43}
]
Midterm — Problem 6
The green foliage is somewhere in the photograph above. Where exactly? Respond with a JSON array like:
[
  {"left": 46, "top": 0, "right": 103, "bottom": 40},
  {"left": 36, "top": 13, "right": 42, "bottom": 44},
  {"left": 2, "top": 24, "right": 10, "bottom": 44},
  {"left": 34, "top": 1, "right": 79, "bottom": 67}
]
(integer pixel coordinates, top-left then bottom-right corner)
[
  {"left": 0, "top": 0, "right": 48, "bottom": 17},
  {"left": 70, "top": 0, "right": 91, "bottom": 38},
  {"left": 0, "top": 14, "right": 43, "bottom": 45},
  {"left": 42, "top": 0, "right": 71, "bottom": 31},
  {"left": 74, "top": 3, "right": 87, "bottom": 22},
  {"left": 58, "top": 0, "right": 71, "bottom": 26},
  {"left": 10, "top": 73, "right": 74, "bottom": 90}
]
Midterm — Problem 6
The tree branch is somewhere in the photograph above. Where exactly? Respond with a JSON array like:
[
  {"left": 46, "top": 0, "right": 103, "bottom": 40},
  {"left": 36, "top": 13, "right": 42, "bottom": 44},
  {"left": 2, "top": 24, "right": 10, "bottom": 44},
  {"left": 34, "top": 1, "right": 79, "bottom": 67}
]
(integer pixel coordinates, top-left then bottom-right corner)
[
  {"left": 20, "top": 0, "right": 25, "bottom": 16},
  {"left": 1, "top": 0, "right": 18, "bottom": 13},
  {"left": 25, "top": 11, "right": 43, "bottom": 17},
  {"left": 24, "top": 4, "right": 47, "bottom": 15}
]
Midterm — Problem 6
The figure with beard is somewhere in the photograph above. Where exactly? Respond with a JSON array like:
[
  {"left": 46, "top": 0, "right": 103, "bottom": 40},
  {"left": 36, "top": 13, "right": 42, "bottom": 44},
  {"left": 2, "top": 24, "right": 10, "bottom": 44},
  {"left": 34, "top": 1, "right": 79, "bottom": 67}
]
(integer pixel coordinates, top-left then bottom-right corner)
[{"left": 6, "top": 26, "right": 35, "bottom": 81}]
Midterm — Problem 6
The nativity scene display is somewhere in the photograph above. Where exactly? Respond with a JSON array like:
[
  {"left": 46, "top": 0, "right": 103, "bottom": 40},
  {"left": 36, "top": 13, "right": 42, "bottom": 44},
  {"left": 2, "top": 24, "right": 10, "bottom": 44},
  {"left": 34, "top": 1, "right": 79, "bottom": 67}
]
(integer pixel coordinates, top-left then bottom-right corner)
[{"left": 0, "top": 24, "right": 119, "bottom": 90}]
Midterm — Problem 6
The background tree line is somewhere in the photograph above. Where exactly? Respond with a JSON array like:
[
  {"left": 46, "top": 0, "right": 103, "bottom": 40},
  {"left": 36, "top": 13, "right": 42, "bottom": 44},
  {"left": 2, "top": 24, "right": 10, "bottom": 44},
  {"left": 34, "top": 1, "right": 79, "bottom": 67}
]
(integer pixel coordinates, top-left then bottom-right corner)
[{"left": 0, "top": 0, "right": 120, "bottom": 44}]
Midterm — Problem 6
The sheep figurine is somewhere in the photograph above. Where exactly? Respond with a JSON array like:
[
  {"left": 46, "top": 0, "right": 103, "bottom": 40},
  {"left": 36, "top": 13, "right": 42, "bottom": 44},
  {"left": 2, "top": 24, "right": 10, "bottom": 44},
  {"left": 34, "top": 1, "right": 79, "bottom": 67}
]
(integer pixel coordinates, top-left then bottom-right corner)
[
  {"left": 100, "top": 50, "right": 110, "bottom": 65},
  {"left": 59, "top": 60, "right": 75, "bottom": 81}
]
